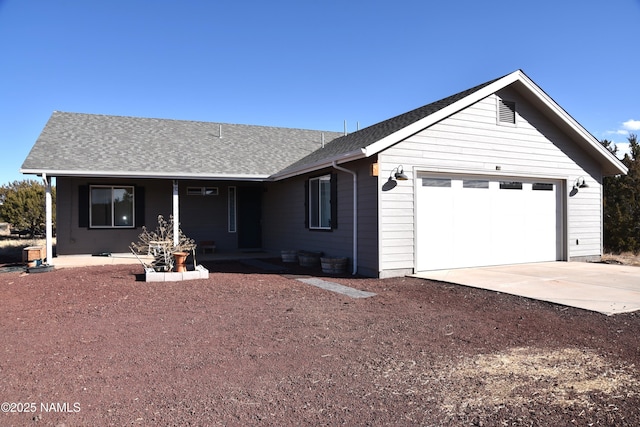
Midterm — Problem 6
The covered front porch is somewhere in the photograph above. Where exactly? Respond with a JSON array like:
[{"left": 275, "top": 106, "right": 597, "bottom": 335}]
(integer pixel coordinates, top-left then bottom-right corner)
[{"left": 48, "top": 176, "right": 267, "bottom": 263}]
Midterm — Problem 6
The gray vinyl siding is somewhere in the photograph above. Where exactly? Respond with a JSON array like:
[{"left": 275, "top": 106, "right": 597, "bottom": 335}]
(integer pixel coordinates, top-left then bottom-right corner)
[
  {"left": 377, "top": 180, "right": 414, "bottom": 276},
  {"left": 261, "top": 179, "right": 307, "bottom": 252},
  {"left": 177, "top": 181, "right": 248, "bottom": 252},
  {"left": 263, "top": 171, "right": 352, "bottom": 261},
  {"left": 378, "top": 87, "right": 604, "bottom": 274},
  {"left": 55, "top": 177, "right": 244, "bottom": 255},
  {"left": 55, "top": 177, "right": 172, "bottom": 255},
  {"left": 355, "top": 158, "right": 380, "bottom": 277},
  {"left": 263, "top": 158, "right": 378, "bottom": 275}
]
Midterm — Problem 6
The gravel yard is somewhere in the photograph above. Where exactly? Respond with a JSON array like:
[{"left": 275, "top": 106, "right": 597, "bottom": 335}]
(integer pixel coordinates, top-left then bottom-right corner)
[{"left": 1, "top": 259, "right": 639, "bottom": 426}]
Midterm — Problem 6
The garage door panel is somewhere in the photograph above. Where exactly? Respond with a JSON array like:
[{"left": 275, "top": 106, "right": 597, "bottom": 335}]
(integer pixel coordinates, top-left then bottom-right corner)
[
  {"left": 454, "top": 182, "right": 493, "bottom": 267},
  {"left": 417, "top": 175, "right": 561, "bottom": 271},
  {"left": 417, "top": 179, "right": 455, "bottom": 270},
  {"left": 526, "top": 183, "right": 558, "bottom": 262}
]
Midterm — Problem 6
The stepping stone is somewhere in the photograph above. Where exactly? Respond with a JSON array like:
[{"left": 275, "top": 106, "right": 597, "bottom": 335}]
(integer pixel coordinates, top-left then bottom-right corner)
[{"left": 297, "top": 277, "right": 376, "bottom": 298}]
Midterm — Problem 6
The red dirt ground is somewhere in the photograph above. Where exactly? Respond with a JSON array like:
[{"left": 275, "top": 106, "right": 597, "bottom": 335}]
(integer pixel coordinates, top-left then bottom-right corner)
[{"left": 1, "top": 259, "right": 639, "bottom": 426}]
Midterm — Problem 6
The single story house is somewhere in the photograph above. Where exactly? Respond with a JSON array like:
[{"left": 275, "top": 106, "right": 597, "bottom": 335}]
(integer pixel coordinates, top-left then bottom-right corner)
[{"left": 21, "top": 70, "right": 627, "bottom": 277}]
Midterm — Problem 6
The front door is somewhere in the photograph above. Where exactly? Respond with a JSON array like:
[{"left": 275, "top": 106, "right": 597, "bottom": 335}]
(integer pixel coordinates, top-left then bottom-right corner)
[{"left": 237, "top": 186, "right": 262, "bottom": 249}]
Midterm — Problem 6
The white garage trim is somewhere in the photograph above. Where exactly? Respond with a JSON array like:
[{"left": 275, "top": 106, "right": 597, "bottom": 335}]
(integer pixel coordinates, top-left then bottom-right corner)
[{"left": 415, "top": 172, "right": 566, "bottom": 271}]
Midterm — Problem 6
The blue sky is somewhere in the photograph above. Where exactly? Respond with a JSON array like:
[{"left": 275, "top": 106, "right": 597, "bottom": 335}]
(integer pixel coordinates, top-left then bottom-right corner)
[{"left": 1, "top": 0, "right": 639, "bottom": 185}]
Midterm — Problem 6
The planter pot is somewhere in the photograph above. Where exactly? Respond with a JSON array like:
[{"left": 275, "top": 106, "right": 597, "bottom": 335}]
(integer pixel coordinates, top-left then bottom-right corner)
[
  {"left": 298, "top": 251, "right": 322, "bottom": 267},
  {"left": 173, "top": 251, "right": 189, "bottom": 272},
  {"left": 281, "top": 250, "right": 298, "bottom": 263},
  {"left": 321, "top": 256, "right": 348, "bottom": 274}
]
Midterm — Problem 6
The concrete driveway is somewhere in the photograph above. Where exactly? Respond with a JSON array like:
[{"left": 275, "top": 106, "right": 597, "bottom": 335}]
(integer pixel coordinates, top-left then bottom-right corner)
[{"left": 413, "top": 262, "right": 640, "bottom": 315}]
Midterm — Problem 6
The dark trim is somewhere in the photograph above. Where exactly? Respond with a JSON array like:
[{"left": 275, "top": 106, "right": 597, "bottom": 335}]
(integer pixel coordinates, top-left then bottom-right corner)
[
  {"left": 78, "top": 185, "right": 89, "bottom": 228},
  {"left": 330, "top": 172, "right": 337, "bottom": 229},
  {"left": 135, "top": 186, "right": 145, "bottom": 227},
  {"left": 304, "top": 178, "right": 309, "bottom": 228}
]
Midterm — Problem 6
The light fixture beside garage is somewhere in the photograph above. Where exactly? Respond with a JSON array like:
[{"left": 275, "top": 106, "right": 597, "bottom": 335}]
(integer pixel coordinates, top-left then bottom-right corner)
[
  {"left": 390, "top": 165, "right": 408, "bottom": 181},
  {"left": 573, "top": 176, "right": 589, "bottom": 190}
]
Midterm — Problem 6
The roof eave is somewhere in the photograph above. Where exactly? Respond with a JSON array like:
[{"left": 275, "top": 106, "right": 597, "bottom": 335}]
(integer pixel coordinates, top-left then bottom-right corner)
[
  {"left": 512, "top": 73, "right": 628, "bottom": 176},
  {"left": 363, "top": 72, "right": 522, "bottom": 157},
  {"left": 269, "top": 149, "right": 367, "bottom": 181},
  {"left": 19, "top": 168, "right": 271, "bottom": 181},
  {"left": 362, "top": 70, "right": 627, "bottom": 176}
]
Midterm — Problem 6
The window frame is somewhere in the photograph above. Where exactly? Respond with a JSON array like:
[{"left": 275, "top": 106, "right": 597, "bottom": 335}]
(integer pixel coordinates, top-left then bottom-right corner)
[
  {"left": 463, "top": 179, "right": 489, "bottom": 189},
  {"left": 308, "top": 174, "right": 332, "bottom": 230},
  {"left": 187, "top": 186, "right": 219, "bottom": 196},
  {"left": 422, "top": 177, "right": 452, "bottom": 188},
  {"left": 499, "top": 181, "right": 523, "bottom": 190},
  {"left": 89, "top": 185, "right": 135, "bottom": 229},
  {"left": 532, "top": 182, "right": 554, "bottom": 191}
]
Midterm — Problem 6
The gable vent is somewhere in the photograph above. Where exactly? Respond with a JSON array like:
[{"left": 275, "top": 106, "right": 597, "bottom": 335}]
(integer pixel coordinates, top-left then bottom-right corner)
[{"left": 498, "top": 100, "right": 516, "bottom": 124}]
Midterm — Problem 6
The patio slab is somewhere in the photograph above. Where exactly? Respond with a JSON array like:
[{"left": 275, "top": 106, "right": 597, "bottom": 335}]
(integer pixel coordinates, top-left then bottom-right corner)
[
  {"left": 50, "top": 251, "right": 280, "bottom": 268},
  {"left": 412, "top": 261, "right": 640, "bottom": 315}
]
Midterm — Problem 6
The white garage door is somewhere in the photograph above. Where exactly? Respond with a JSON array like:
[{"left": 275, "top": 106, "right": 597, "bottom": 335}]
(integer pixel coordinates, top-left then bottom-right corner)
[{"left": 416, "top": 175, "right": 562, "bottom": 271}]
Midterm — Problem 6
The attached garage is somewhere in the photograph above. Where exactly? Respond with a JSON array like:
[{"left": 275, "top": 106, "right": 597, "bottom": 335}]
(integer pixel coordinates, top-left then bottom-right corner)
[
  {"left": 371, "top": 70, "right": 626, "bottom": 278},
  {"left": 416, "top": 174, "right": 564, "bottom": 271}
]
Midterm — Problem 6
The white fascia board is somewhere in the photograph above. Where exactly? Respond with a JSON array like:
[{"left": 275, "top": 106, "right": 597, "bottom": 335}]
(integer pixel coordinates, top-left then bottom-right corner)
[
  {"left": 515, "top": 72, "right": 628, "bottom": 176},
  {"left": 363, "top": 70, "right": 627, "bottom": 176},
  {"left": 19, "top": 168, "right": 270, "bottom": 181},
  {"left": 270, "top": 149, "right": 366, "bottom": 181},
  {"left": 364, "top": 71, "right": 522, "bottom": 157}
]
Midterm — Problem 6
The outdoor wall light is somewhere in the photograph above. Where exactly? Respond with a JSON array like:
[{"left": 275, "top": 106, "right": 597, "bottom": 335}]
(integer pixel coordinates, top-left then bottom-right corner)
[
  {"left": 390, "top": 165, "right": 409, "bottom": 181},
  {"left": 573, "top": 176, "right": 588, "bottom": 190}
]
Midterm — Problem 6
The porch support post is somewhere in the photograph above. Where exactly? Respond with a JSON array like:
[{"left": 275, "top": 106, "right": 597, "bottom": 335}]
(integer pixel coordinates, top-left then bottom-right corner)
[
  {"left": 42, "top": 173, "right": 53, "bottom": 266},
  {"left": 172, "top": 180, "right": 179, "bottom": 248}
]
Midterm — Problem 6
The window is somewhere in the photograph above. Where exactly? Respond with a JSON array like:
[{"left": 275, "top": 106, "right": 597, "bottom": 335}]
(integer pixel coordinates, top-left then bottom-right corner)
[
  {"left": 499, "top": 181, "right": 523, "bottom": 190},
  {"left": 309, "top": 175, "right": 332, "bottom": 229},
  {"left": 422, "top": 178, "right": 451, "bottom": 187},
  {"left": 305, "top": 173, "right": 337, "bottom": 230},
  {"left": 533, "top": 183, "right": 553, "bottom": 191},
  {"left": 90, "top": 186, "right": 134, "bottom": 228},
  {"left": 187, "top": 186, "right": 219, "bottom": 196},
  {"left": 228, "top": 186, "right": 237, "bottom": 233},
  {"left": 463, "top": 179, "right": 489, "bottom": 189},
  {"left": 498, "top": 99, "right": 516, "bottom": 125}
]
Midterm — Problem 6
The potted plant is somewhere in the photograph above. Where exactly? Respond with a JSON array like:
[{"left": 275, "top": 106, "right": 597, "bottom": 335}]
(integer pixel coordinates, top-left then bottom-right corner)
[{"left": 130, "top": 215, "right": 197, "bottom": 272}]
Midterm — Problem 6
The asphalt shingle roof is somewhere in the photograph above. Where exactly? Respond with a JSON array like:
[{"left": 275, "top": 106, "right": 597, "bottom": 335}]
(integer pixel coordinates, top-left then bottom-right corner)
[
  {"left": 22, "top": 74, "right": 504, "bottom": 180},
  {"left": 21, "top": 112, "right": 343, "bottom": 178},
  {"left": 277, "top": 75, "right": 504, "bottom": 175}
]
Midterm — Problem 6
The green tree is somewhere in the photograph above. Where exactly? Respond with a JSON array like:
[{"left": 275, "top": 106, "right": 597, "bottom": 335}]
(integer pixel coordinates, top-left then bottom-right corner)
[
  {"left": 602, "top": 134, "right": 640, "bottom": 253},
  {"left": 0, "top": 180, "right": 56, "bottom": 237}
]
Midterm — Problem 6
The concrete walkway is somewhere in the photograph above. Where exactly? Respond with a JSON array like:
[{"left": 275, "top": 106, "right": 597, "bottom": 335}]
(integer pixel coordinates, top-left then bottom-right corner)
[
  {"left": 297, "top": 277, "right": 376, "bottom": 299},
  {"left": 412, "top": 262, "right": 640, "bottom": 315}
]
